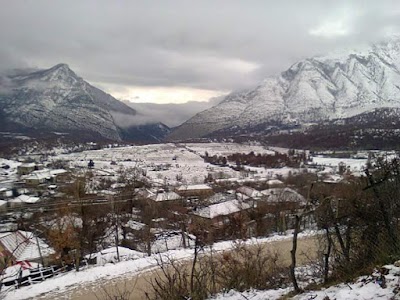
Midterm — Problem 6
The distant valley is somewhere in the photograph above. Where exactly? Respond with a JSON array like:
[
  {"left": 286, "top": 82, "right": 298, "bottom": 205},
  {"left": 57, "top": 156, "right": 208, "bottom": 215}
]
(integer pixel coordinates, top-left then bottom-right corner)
[{"left": 124, "top": 97, "right": 222, "bottom": 128}]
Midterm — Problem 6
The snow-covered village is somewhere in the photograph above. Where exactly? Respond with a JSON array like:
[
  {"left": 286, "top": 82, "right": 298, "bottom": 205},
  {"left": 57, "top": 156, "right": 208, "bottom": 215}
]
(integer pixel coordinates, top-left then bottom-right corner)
[
  {"left": 3, "top": 1, "right": 400, "bottom": 299},
  {"left": 0, "top": 141, "right": 398, "bottom": 300}
]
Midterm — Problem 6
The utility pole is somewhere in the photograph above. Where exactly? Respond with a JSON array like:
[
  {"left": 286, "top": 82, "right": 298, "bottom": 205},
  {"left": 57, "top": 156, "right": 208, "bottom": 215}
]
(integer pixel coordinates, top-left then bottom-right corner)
[
  {"left": 112, "top": 196, "right": 120, "bottom": 262},
  {"left": 35, "top": 233, "right": 45, "bottom": 267}
]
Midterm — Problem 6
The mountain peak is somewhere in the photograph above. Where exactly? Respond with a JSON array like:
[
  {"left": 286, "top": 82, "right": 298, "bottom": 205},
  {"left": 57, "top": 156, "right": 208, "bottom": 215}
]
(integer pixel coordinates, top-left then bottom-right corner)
[
  {"left": 0, "top": 64, "right": 170, "bottom": 142},
  {"left": 169, "top": 36, "right": 400, "bottom": 140},
  {"left": 46, "top": 63, "right": 74, "bottom": 75},
  {"left": 38, "top": 63, "right": 79, "bottom": 83},
  {"left": 51, "top": 63, "right": 70, "bottom": 70}
]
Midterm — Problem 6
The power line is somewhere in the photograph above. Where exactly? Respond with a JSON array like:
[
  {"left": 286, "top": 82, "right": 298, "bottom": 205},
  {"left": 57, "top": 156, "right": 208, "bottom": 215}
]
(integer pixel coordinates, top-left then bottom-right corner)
[{"left": 0, "top": 194, "right": 142, "bottom": 214}]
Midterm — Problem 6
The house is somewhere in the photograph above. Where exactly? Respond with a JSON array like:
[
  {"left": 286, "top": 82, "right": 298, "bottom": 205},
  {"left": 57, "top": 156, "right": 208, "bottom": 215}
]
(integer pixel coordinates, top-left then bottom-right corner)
[
  {"left": 0, "top": 231, "right": 55, "bottom": 266},
  {"left": 236, "top": 186, "right": 263, "bottom": 199},
  {"left": 259, "top": 187, "right": 306, "bottom": 211},
  {"left": 0, "top": 200, "right": 7, "bottom": 212},
  {"left": 256, "top": 188, "right": 307, "bottom": 233},
  {"left": 8, "top": 195, "right": 40, "bottom": 208},
  {"left": 147, "top": 189, "right": 182, "bottom": 203},
  {"left": 176, "top": 184, "right": 214, "bottom": 198},
  {"left": 191, "top": 199, "right": 253, "bottom": 242},
  {"left": 24, "top": 172, "right": 49, "bottom": 186},
  {"left": 0, "top": 188, "right": 13, "bottom": 199},
  {"left": 17, "top": 163, "right": 36, "bottom": 176},
  {"left": 265, "top": 179, "right": 284, "bottom": 187},
  {"left": 24, "top": 169, "right": 68, "bottom": 187}
]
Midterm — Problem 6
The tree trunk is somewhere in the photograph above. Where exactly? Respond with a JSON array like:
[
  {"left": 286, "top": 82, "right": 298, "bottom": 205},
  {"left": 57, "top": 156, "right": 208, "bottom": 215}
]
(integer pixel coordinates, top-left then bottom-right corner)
[
  {"left": 181, "top": 222, "right": 187, "bottom": 249},
  {"left": 324, "top": 228, "right": 333, "bottom": 283},
  {"left": 190, "top": 237, "right": 200, "bottom": 296},
  {"left": 290, "top": 214, "right": 301, "bottom": 293}
]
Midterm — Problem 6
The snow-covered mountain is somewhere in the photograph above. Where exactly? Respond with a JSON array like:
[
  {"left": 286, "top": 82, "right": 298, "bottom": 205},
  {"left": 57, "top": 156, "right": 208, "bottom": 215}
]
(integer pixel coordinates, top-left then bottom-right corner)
[
  {"left": 169, "top": 36, "right": 400, "bottom": 140},
  {"left": 0, "top": 64, "right": 170, "bottom": 142}
]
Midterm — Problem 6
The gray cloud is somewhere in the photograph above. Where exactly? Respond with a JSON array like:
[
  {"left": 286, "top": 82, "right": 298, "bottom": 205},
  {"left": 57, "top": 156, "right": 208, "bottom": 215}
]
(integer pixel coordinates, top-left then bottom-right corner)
[
  {"left": 124, "top": 97, "right": 223, "bottom": 127},
  {"left": 0, "top": 0, "right": 399, "bottom": 96}
]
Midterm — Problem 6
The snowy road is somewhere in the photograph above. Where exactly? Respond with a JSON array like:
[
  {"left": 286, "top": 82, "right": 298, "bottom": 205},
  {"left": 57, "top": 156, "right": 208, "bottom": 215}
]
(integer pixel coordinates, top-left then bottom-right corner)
[{"left": 29, "top": 234, "right": 319, "bottom": 300}]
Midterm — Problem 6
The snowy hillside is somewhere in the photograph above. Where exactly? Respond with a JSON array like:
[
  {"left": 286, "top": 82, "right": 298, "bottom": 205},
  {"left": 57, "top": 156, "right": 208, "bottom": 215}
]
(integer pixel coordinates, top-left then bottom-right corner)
[
  {"left": 0, "top": 64, "right": 169, "bottom": 142},
  {"left": 170, "top": 36, "right": 400, "bottom": 140}
]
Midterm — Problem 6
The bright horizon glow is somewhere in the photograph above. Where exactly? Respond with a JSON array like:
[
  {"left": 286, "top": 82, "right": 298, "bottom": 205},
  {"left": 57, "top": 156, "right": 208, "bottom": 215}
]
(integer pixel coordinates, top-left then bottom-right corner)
[{"left": 96, "top": 84, "right": 229, "bottom": 104}]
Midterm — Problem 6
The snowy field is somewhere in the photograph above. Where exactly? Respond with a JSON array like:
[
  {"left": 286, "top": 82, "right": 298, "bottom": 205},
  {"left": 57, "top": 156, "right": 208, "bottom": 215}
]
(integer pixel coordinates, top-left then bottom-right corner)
[
  {"left": 50, "top": 143, "right": 301, "bottom": 186},
  {"left": 51, "top": 143, "right": 239, "bottom": 185},
  {"left": 183, "top": 142, "right": 276, "bottom": 156},
  {"left": 1, "top": 143, "right": 390, "bottom": 188},
  {"left": 311, "top": 156, "right": 368, "bottom": 172}
]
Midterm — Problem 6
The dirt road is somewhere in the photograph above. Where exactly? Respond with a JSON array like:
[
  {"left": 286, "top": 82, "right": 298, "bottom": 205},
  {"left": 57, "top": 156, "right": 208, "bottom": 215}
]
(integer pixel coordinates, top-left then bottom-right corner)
[{"left": 34, "top": 235, "right": 319, "bottom": 300}]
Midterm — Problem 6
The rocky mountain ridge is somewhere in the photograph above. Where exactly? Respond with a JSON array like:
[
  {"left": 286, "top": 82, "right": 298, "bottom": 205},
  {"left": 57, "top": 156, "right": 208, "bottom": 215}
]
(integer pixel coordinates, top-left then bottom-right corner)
[
  {"left": 0, "top": 64, "right": 169, "bottom": 142},
  {"left": 169, "top": 36, "right": 400, "bottom": 140}
]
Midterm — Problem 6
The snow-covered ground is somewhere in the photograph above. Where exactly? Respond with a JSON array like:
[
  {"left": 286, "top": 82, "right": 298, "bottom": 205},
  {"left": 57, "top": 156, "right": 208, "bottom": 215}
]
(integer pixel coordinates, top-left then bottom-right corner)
[
  {"left": 211, "top": 264, "right": 400, "bottom": 300},
  {"left": 0, "top": 158, "right": 22, "bottom": 187},
  {"left": 2, "top": 143, "right": 390, "bottom": 188},
  {"left": 183, "top": 142, "right": 276, "bottom": 156},
  {"left": 1, "top": 230, "right": 319, "bottom": 300},
  {"left": 49, "top": 143, "right": 306, "bottom": 186},
  {"left": 311, "top": 156, "right": 368, "bottom": 172},
  {"left": 209, "top": 288, "right": 290, "bottom": 300},
  {"left": 51, "top": 143, "right": 238, "bottom": 185}
]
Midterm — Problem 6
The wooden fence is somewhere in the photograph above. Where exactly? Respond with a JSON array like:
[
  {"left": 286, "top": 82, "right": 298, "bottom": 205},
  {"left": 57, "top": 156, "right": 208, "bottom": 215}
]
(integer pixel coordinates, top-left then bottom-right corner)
[{"left": 0, "top": 260, "right": 89, "bottom": 292}]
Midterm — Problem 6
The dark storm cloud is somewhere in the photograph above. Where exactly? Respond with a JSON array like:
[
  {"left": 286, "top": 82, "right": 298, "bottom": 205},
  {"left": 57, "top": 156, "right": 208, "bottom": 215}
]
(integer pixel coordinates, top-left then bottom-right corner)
[{"left": 0, "top": 0, "right": 399, "bottom": 94}]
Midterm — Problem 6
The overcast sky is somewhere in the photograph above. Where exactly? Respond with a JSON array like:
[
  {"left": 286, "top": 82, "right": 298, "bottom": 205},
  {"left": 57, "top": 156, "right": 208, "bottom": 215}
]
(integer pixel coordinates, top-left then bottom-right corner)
[{"left": 1, "top": 0, "right": 400, "bottom": 104}]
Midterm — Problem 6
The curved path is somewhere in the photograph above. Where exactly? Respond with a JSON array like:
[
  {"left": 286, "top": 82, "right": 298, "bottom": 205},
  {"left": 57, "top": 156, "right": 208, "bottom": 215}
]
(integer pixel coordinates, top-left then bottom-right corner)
[{"left": 33, "top": 235, "right": 319, "bottom": 300}]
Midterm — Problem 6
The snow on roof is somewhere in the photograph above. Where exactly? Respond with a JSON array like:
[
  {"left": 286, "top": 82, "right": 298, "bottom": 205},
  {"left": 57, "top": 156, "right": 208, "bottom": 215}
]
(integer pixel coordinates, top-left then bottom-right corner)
[
  {"left": 9, "top": 195, "right": 40, "bottom": 204},
  {"left": 193, "top": 199, "right": 252, "bottom": 219},
  {"left": 322, "top": 174, "right": 343, "bottom": 184},
  {"left": 49, "top": 169, "right": 67, "bottom": 175},
  {"left": 236, "top": 186, "right": 263, "bottom": 198},
  {"left": 266, "top": 179, "right": 284, "bottom": 186},
  {"left": 206, "top": 192, "right": 235, "bottom": 204},
  {"left": 24, "top": 169, "right": 67, "bottom": 181},
  {"left": 260, "top": 188, "right": 306, "bottom": 204},
  {"left": 177, "top": 184, "right": 212, "bottom": 191},
  {"left": 124, "top": 220, "right": 146, "bottom": 231},
  {"left": 19, "top": 163, "right": 36, "bottom": 168},
  {"left": 0, "top": 231, "right": 54, "bottom": 262},
  {"left": 25, "top": 172, "right": 50, "bottom": 180},
  {"left": 236, "top": 193, "right": 250, "bottom": 201},
  {"left": 150, "top": 191, "right": 181, "bottom": 202},
  {"left": 0, "top": 200, "right": 7, "bottom": 207}
]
